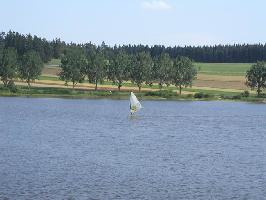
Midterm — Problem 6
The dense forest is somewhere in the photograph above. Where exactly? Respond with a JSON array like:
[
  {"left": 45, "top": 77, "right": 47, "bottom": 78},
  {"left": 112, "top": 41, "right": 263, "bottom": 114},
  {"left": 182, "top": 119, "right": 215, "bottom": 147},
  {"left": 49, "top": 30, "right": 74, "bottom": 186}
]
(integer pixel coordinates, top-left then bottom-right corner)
[{"left": 1, "top": 31, "right": 266, "bottom": 63}]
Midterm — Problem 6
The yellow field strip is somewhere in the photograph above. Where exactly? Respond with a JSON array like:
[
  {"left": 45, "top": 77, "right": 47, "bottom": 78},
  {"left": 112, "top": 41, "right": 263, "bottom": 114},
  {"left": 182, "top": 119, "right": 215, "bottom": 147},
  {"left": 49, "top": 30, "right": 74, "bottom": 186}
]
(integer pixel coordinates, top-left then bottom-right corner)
[{"left": 14, "top": 79, "right": 253, "bottom": 95}]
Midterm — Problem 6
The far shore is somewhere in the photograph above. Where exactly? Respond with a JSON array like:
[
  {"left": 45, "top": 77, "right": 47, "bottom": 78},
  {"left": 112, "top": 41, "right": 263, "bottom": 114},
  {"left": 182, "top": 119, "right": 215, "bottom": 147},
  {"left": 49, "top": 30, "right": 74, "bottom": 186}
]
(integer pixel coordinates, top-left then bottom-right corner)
[{"left": 0, "top": 82, "right": 265, "bottom": 103}]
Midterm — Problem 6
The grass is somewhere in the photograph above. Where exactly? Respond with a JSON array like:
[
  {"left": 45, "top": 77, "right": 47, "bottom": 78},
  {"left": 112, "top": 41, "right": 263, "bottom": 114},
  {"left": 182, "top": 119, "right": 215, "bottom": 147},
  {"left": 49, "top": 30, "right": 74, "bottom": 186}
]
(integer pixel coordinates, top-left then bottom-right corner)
[
  {"left": 43, "top": 60, "right": 252, "bottom": 76},
  {"left": 1, "top": 84, "right": 265, "bottom": 103},
  {"left": 183, "top": 87, "right": 240, "bottom": 96},
  {"left": 0, "top": 85, "right": 130, "bottom": 99},
  {"left": 36, "top": 78, "right": 160, "bottom": 89},
  {"left": 37, "top": 74, "right": 247, "bottom": 91},
  {"left": 196, "top": 63, "right": 252, "bottom": 76},
  {"left": 39, "top": 76, "right": 60, "bottom": 81},
  {"left": 41, "top": 62, "right": 252, "bottom": 91},
  {"left": 20, "top": 75, "right": 249, "bottom": 95},
  {"left": 0, "top": 85, "right": 180, "bottom": 99},
  {"left": 21, "top": 61, "right": 260, "bottom": 99},
  {"left": 102, "top": 80, "right": 162, "bottom": 89},
  {"left": 46, "top": 58, "right": 61, "bottom": 66}
]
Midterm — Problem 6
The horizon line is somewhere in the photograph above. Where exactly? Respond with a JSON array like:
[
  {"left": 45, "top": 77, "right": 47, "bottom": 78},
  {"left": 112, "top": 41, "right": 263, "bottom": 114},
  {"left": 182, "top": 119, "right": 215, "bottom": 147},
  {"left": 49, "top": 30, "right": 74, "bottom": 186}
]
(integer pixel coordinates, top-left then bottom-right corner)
[{"left": 2, "top": 30, "right": 266, "bottom": 48}]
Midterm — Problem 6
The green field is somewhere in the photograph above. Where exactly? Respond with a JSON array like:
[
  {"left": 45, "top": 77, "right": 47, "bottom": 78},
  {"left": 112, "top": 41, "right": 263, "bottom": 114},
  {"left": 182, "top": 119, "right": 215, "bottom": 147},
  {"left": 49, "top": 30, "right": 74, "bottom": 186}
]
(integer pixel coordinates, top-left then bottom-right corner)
[
  {"left": 39, "top": 76, "right": 60, "bottom": 81},
  {"left": 44, "top": 58, "right": 61, "bottom": 67},
  {"left": 196, "top": 63, "right": 252, "bottom": 75},
  {"left": 41, "top": 62, "right": 252, "bottom": 91},
  {"left": 44, "top": 60, "right": 252, "bottom": 76}
]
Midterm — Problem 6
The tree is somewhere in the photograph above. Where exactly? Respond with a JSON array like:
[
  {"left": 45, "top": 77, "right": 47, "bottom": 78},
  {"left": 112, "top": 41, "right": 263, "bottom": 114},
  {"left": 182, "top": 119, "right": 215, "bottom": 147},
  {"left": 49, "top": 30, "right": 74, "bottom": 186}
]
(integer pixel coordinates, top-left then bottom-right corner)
[
  {"left": 59, "top": 49, "right": 87, "bottom": 88},
  {"left": 0, "top": 32, "right": 5, "bottom": 60},
  {"left": 0, "top": 48, "right": 18, "bottom": 86},
  {"left": 154, "top": 53, "right": 173, "bottom": 89},
  {"left": 108, "top": 50, "right": 130, "bottom": 91},
  {"left": 52, "top": 38, "right": 62, "bottom": 59},
  {"left": 144, "top": 53, "right": 154, "bottom": 87},
  {"left": 18, "top": 50, "right": 43, "bottom": 88},
  {"left": 246, "top": 61, "right": 266, "bottom": 96},
  {"left": 131, "top": 52, "right": 153, "bottom": 92},
  {"left": 86, "top": 47, "right": 106, "bottom": 91},
  {"left": 172, "top": 56, "right": 197, "bottom": 95}
]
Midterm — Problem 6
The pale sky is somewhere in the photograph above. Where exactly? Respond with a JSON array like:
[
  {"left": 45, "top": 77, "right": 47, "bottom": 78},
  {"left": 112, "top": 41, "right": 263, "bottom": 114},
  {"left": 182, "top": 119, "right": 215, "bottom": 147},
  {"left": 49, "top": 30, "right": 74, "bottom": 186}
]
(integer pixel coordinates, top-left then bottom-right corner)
[{"left": 0, "top": 0, "right": 266, "bottom": 46}]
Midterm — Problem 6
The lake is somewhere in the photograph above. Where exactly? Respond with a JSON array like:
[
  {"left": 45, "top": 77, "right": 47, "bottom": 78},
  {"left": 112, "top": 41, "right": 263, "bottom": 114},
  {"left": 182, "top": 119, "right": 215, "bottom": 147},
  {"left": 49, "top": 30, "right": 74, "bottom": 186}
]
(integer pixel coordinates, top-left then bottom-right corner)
[{"left": 0, "top": 97, "right": 266, "bottom": 200}]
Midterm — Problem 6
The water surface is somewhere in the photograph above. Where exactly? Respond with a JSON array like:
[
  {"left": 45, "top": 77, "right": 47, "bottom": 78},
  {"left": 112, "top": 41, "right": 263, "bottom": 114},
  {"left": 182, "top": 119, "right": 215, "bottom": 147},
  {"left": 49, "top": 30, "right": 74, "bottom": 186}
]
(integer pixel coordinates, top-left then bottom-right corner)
[{"left": 0, "top": 97, "right": 266, "bottom": 199}]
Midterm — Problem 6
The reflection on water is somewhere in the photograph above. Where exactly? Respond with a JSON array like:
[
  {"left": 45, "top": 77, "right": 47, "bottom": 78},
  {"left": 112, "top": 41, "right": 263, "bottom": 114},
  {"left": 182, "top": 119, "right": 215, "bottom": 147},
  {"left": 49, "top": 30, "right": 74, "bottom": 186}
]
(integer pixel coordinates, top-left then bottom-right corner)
[
  {"left": 128, "top": 114, "right": 141, "bottom": 121},
  {"left": 0, "top": 97, "right": 266, "bottom": 200}
]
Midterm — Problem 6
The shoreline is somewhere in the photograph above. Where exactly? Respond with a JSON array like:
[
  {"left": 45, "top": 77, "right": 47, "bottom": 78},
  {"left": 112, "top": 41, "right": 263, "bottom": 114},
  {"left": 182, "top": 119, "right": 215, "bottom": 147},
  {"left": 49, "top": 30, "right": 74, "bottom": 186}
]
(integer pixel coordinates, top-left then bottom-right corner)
[{"left": 0, "top": 87, "right": 265, "bottom": 103}]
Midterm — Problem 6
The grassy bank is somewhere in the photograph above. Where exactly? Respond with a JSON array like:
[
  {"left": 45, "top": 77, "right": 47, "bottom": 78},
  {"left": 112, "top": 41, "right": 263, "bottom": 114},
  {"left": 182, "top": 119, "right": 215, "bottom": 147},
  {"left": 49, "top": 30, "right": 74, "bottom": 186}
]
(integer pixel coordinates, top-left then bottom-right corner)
[
  {"left": 0, "top": 85, "right": 129, "bottom": 99},
  {"left": 0, "top": 84, "right": 265, "bottom": 103}
]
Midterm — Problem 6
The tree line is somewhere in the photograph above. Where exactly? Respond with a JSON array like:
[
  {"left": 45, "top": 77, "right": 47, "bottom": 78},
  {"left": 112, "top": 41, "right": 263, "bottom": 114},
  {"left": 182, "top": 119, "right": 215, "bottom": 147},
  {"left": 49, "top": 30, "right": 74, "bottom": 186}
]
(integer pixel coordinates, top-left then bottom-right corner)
[
  {"left": 1, "top": 30, "right": 266, "bottom": 97},
  {"left": 59, "top": 45, "right": 197, "bottom": 94},
  {"left": 0, "top": 38, "right": 198, "bottom": 94},
  {"left": 1, "top": 31, "right": 266, "bottom": 63},
  {"left": 0, "top": 31, "right": 64, "bottom": 63}
]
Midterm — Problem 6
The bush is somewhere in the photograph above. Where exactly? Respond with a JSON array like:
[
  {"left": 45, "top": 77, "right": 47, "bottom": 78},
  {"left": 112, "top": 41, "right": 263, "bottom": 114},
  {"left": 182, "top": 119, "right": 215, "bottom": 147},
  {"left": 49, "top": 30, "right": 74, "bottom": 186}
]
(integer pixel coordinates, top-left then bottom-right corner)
[
  {"left": 145, "top": 91, "right": 158, "bottom": 97},
  {"left": 241, "top": 90, "right": 250, "bottom": 97},
  {"left": 89, "top": 91, "right": 113, "bottom": 97},
  {"left": 220, "top": 94, "right": 241, "bottom": 100},
  {"left": 194, "top": 92, "right": 210, "bottom": 98},
  {"left": 232, "top": 95, "right": 241, "bottom": 99},
  {"left": 145, "top": 90, "right": 176, "bottom": 98}
]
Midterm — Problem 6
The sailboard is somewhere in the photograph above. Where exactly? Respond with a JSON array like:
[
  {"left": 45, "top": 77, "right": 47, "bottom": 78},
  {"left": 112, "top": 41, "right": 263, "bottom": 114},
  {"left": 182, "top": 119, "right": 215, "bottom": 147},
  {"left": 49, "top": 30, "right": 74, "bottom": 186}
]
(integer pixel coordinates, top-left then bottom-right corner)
[{"left": 130, "top": 92, "right": 142, "bottom": 114}]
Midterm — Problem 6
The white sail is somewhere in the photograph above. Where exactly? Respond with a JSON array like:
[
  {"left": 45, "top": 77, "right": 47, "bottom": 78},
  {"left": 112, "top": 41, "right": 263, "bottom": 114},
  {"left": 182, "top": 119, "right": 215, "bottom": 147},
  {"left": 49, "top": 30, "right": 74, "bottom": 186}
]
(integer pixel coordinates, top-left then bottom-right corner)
[{"left": 130, "top": 92, "right": 142, "bottom": 114}]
